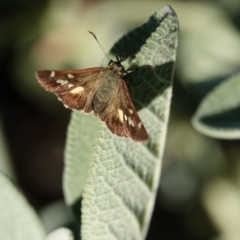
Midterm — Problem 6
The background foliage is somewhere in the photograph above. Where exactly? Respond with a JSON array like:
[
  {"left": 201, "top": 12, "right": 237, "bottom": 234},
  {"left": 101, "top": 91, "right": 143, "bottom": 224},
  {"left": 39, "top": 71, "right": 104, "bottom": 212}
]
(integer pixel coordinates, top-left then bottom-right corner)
[{"left": 1, "top": 0, "right": 240, "bottom": 240}]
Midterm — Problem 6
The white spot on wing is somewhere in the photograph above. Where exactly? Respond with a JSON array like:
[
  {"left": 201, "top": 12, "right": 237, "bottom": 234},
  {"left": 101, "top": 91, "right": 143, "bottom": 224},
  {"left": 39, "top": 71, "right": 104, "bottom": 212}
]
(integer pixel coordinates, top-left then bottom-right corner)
[
  {"left": 138, "top": 122, "right": 142, "bottom": 128},
  {"left": 56, "top": 79, "right": 68, "bottom": 85},
  {"left": 50, "top": 71, "right": 55, "bottom": 77},
  {"left": 124, "top": 115, "right": 128, "bottom": 121},
  {"left": 68, "top": 84, "right": 74, "bottom": 88},
  {"left": 128, "top": 117, "right": 134, "bottom": 127},
  {"left": 70, "top": 86, "right": 84, "bottom": 94},
  {"left": 118, "top": 109, "right": 123, "bottom": 122},
  {"left": 68, "top": 74, "right": 74, "bottom": 79},
  {"left": 129, "top": 109, "right": 133, "bottom": 114}
]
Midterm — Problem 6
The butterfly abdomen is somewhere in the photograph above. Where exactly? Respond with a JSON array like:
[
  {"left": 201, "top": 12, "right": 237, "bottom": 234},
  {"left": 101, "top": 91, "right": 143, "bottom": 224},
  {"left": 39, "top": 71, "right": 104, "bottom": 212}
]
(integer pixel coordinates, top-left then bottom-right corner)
[{"left": 92, "top": 69, "right": 122, "bottom": 114}]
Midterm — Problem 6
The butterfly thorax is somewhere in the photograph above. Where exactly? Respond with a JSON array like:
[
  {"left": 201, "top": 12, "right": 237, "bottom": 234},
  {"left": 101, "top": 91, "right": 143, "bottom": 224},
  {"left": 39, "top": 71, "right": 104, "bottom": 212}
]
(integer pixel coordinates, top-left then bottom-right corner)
[
  {"left": 92, "top": 63, "right": 123, "bottom": 114},
  {"left": 108, "top": 59, "right": 125, "bottom": 76}
]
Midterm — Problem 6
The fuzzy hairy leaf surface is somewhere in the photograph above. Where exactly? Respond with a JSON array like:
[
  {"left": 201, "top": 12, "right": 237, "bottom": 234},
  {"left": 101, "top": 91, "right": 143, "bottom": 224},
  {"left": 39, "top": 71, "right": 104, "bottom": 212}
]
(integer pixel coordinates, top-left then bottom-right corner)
[
  {"left": 64, "top": 113, "right": 100, "bottom": 206},
  {"left": 64, "top": 5, "right": 179, "bottom": 240},
  {"left": 0, "top": 173, "right": 45, "bottom": 240}
]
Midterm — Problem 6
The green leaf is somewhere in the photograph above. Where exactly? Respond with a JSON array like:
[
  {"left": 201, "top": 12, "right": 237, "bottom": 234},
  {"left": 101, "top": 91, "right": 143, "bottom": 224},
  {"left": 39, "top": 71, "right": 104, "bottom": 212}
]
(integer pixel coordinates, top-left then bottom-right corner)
[
  {"left": 176, "top": 3, "right": 240, "bottom": 84},
  {"left": 192, "top": 72, "right": 240, "bottom": 139},
  {"left": 0, "top": 173, "right": 45, "bottom": 240},
  {"left": 63, "top": 112, "right": 101, "bottom": 206},
  {"left": 63, "top": 5, "right": 179, "bottom": 240},
  {"left": 46, "top": 228, "right": 74, "bottom": 240}
]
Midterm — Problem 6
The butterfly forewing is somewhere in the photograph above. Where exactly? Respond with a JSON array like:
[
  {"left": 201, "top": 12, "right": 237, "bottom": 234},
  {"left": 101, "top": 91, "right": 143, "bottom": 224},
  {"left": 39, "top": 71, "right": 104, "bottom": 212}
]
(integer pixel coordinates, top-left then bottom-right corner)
[{"left": 36, "top": 68, "right": 104, "bottom": 111}]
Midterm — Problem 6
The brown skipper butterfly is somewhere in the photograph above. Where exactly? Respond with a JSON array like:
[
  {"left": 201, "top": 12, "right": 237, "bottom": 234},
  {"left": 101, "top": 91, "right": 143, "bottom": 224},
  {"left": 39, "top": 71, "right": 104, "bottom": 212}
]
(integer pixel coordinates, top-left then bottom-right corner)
[{"left": 35, "top": 32, "right": 148, "bottom": 142}]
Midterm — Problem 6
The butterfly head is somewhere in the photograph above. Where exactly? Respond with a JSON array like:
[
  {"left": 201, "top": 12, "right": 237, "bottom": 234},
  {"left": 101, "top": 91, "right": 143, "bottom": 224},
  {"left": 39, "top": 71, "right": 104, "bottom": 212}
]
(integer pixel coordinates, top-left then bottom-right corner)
[{"left": 108, "top": 55, "right": 128, "bottom": 76}]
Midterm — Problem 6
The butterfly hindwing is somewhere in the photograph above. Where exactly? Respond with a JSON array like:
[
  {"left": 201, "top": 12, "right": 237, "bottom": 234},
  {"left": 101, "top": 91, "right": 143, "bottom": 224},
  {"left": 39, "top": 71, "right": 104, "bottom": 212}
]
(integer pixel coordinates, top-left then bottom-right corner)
[
  {"left": 121, "top": 80, "right": 149, "bottom": 141},
  {"left": 98, "top": 79, "right": 148, "bottom": 142}
]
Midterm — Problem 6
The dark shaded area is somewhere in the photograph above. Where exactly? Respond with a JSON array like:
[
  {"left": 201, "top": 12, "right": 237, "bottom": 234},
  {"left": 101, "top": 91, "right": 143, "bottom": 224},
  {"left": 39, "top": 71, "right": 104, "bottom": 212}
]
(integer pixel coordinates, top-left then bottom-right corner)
[
  {"left": 201, "top": 106, "right": 240, "bottom": 128},
  {"left": 64, "top": 198, "right": 82, "bottom": 240},
  {"left": 126, "top": 63, "right": 173, "bottom": 110},
  {"left": 0, "top": 0, "right": 68, "bottom": 206},
  {"left": 146, "top": 200, "right": 218, "bottom": 240}
]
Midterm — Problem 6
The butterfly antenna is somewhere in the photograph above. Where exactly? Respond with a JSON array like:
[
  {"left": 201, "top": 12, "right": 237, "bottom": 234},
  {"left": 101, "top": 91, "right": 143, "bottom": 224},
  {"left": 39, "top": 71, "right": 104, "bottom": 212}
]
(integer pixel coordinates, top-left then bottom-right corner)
[{"left": 88, "top": 31, "right": 110, "bottom": 61}]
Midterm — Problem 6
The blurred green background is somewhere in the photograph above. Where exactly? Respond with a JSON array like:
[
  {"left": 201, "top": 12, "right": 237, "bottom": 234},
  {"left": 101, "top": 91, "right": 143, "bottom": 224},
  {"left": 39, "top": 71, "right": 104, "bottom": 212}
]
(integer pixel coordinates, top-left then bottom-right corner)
[{"left": 1, "top": 0, "right": 240, "bottom": 239}]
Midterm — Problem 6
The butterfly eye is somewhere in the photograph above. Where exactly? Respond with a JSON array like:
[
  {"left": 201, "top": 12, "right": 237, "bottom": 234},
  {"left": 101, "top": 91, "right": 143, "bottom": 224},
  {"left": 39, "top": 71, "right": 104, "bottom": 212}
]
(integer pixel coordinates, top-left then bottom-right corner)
[{"left": 108, "top": 60, "right": 114, "bottom": 66}]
